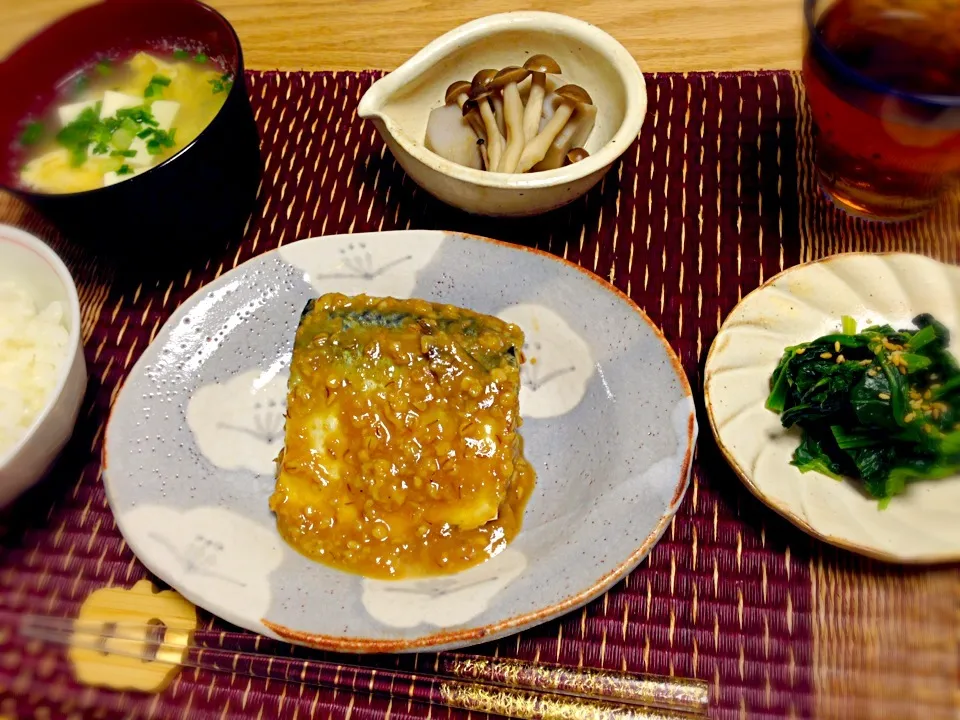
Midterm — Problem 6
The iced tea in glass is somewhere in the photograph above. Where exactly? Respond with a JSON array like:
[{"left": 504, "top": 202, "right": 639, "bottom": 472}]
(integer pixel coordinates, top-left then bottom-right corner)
[{"left": 803, "top": 0, "right": 960, "bottom": 220}]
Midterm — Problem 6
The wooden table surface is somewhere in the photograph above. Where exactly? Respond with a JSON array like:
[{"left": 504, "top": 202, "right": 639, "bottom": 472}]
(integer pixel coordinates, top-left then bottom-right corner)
[{"left": 2, "top": 0, "right": 803, "bottom": 72}]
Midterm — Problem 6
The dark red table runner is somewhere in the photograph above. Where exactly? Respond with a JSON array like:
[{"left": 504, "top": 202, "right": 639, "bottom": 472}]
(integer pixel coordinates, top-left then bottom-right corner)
[{"left": 0, "top": 69, "right": 956, "bottom": 720}]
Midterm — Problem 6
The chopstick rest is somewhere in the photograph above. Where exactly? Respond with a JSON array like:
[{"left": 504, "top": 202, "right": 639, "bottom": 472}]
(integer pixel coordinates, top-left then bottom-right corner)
[{"left": 67, "top": 579, "right": 197, "bottom": 692}]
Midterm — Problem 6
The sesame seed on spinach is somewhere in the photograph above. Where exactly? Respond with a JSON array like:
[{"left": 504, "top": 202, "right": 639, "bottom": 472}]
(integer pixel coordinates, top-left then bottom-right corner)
[{"left": 767, "top": 314, "right": 960, "bottom": 507}]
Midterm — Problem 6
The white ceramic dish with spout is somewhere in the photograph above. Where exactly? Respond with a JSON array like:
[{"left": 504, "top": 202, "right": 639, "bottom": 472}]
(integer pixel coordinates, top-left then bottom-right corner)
[
  {"left": 358, "top": 12, "right": 647, "bottom": 217},
  {"left": 0, "top": 224, "right": 86, "bottom": 506}
]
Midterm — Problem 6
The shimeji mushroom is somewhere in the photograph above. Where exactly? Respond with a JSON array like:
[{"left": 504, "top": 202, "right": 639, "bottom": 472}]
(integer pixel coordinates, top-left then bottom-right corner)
[
  {"left": 464, "top": 69, "right": 505, "bottom": 172},
  {"left": 445, "top": 80, "right": 489, "bottom": 168},
  {"left": 490, "top": 66, "right": 531, "bottom": 173},
  {"left": 522, "top": 54, "right": 561, "bottom": 142},
  {"left": 566, "top": 147, "right": 589, "bottom": 164},
  {"left": 516, "top": 84, "right": 593, "bottom": 173},
  {"left": 446, "top": 80, "right": 485, "bottom": 136},
  {"left": 531, "top": 95, "right": 597, "bottom": 171}
]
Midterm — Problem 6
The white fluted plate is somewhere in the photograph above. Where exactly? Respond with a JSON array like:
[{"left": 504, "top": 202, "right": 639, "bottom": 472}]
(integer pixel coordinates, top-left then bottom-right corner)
[{"left": 704, "top": 253, "right": 960, "bottom": 564}]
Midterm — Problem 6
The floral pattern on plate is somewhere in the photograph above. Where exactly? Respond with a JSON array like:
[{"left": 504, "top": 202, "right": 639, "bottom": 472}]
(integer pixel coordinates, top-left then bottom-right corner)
[
  {"left": 361, "top": 549, "right": 527, "bottom": 628},
  {"left": 187, "top": 365, "right": 290, "bottom": 476},
  {"left": 105, "top": 230, "right": 695, "bottom": 652}
]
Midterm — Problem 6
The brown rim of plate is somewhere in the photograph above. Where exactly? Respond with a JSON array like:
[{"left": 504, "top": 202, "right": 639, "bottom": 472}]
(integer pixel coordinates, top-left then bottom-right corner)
[
  {"left": 703, "top": 251, "right": 960, "bottom": 565},
  {"left": 102, "top": 229, "right": 697, "bottom": 653}
]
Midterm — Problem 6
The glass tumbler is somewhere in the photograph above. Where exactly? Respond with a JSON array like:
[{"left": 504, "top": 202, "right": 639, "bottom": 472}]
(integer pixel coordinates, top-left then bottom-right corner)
[{"left": 803, "top": 0, "right": 960, "bottom": 221}]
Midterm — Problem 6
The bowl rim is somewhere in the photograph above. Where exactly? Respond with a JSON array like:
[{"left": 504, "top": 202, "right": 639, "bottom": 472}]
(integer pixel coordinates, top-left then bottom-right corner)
[
  {"left": 357, "top": 11, "right": 648, "bottom": 190},
  {"left": 2, "top": 0, "right": 247, "bottom": 200},
  {"left": 0, "top": 224, "right": 83, "bottom": 469}
]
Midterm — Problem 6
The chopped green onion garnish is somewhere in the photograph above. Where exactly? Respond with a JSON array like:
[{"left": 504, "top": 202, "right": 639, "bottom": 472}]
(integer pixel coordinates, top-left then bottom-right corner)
[
  {"left": 120, "top": 117, "right": 139, "bottom": 135},
  {"left": 144, "top": 75, "right": 171, "bottom": 98},
  {"left": 143, "top": 127, "right": 177, "bottom": 155},
  {"left": 19, "top": 122, "right": 44, "bottom": 146},
  {"left": 117, "top": 164, "right": 133, "bottom": 175},
  {"left": 209, "top": 73, "right": 234, "bottom": 95},
  {"left": 54, "top": 103, "right": 164, "bottom": 168},
  {"left": 116, "top": 107, "right": 159, "bottom": 126},
  {"left": 111, "top": 129, "right": 135, "bottom": 150},
  {"left": 56, "top": 105, "right": 101, "bottom": 167},
  {"left": 69, "top": 148, "right": 87, "bottom": 167},
  {"left": 194, "top": 53, "right": 207, "bottom": 63},
  {"left": 172, "top": 49, "right": 190, "bottom": 60},
  {"left": 95, "top": 59, "right": 112, "bottom": 75}
]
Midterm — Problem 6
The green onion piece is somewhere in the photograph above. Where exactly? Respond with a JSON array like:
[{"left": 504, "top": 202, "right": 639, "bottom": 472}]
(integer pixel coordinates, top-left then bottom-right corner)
[
  {"left": 95, "top": 59, "right": 112, "bottom": 76},
  {"left": 116, "top": 106, "right": 159, "bottom": 127},
  {"left": 842, "top": 315, "right": 857, "bottom": 335},
  {"left": 19, "top": 122, "right": 44, "bottom": 146},
  {"left": 56, "top": 105, "right": 102, "bottom": 167},
  {"left": 194, "top": 52, "right": 208, "bottom": 63},
  {"left": 110, "top": 149, "right": 137, "bottom": 158},
  {"left": 111, "top": 129, "right": 134, "bottom": 150},
  {"left": 173, "top": 49, "right": 190, "bottom": 60},
  {"left": 143, "top": 128, "right": 177, "bottom": 154},
  {"left": 69, "top": 148, "right": 87, "bottom": 167},
  {"left": 136, "top": 128, "right": 154, "bottom": 139},
  {"left": 117, "top": 164, "right": 133, "bottom": 175},
  {"left": 120, "top": 117, "right": 140, "bottom": 135},
  {"left": 144, "top": 74, "right": 172, "bottom": 98}
]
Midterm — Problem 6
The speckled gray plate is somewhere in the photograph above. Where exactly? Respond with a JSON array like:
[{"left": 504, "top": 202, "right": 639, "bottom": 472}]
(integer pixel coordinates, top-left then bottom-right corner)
[{"left": 104, "top": 230, "right": 696, "bottom": 653}]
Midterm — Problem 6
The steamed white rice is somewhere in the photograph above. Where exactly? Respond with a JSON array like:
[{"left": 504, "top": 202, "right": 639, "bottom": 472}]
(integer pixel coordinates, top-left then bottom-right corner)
[{"left": 0, "top": 281, "right": 70, "bottom": 457}]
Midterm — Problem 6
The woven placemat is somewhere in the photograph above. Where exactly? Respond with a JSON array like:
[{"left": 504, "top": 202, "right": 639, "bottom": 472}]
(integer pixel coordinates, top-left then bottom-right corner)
[{"left": 0, "top": 70, "right": 957, "bottom": 720}]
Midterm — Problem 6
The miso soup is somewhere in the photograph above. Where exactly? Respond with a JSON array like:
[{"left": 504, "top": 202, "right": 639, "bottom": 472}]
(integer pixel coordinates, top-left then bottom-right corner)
[{"left": 14, "top": 49, "right": 233, "bottom": 193}]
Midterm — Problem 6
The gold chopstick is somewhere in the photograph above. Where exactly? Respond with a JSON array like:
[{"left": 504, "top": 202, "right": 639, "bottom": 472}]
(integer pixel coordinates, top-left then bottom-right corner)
[{"left": 22, "top": 615, "right": 709, "bottom": 719}]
